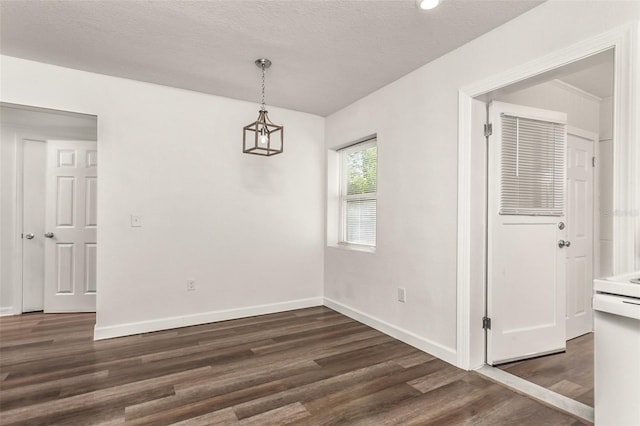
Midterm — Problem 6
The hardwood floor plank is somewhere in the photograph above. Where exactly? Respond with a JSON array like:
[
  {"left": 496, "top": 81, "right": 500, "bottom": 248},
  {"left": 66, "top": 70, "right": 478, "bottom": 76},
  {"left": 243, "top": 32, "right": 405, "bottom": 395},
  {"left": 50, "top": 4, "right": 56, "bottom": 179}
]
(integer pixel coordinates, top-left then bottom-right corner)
[
  {"left": 407, "top": 360, "right": 467, "bottom": 393},
  {"left": 0, "top": 370, "right": 109, "bottom": 410},
  {"left": 423, "top": 381, "right": 515, "bottom": 425},
  {"left": 394, "top": 350, "right": 436, "bottom": 368},
  {"left": 302, "top": 359, "right": 443, "bottom": 414},
  {"left": 233, "top": 361, "right": 406, "bottom": 420},
  {"left": 296, "top": 382, "right": 422, "bottom": 425},
  {"left": 170, "top": 407, "right": 238, "bottom": 426},
  {"left": 0, "top": 356, "right": 143, "bottom": 391},
  {"left": 463, "top": 387, "right": 588, "bottom": 426},
  {"left": 549, "top": 379, "right": 590, "bottom": 400},
  {"left": 124, "top": 361, "right": 326, "bottom": 421},
  {"left": 0, "top": 308, "right": 587, "bottom": 425},
  {"left": 16, "top": 406, "right": 126, "bottom": 426},
  {"left": 126, "top": 380, "right": 295, "bottom": 425},
  {"left": 237, "top": 402, "right": 310, "bottom": 425},
  {"left": 499, "top": 333, "right": 594, "bottom": 406},
  {"left": 0, "top": 367, "right": 207, "bottom": 424}
]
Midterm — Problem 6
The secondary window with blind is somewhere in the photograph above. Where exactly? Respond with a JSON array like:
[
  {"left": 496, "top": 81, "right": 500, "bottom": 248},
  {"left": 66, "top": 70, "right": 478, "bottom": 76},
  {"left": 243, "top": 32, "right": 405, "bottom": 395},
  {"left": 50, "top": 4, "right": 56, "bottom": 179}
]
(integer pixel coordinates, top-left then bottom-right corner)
[
  {"left": 339, "top": 139, "right": 377, "bottom": 246},
  {"left": 500, "top": 114, "right": 566, "bottom": 216}
]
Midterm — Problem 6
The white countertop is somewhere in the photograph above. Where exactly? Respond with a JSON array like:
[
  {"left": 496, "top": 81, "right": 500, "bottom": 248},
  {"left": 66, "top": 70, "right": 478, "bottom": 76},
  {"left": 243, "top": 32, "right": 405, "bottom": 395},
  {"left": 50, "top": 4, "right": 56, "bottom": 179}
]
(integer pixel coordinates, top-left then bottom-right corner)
[{"left": 594, "top": 271, "right": 640, "bottom": 298}]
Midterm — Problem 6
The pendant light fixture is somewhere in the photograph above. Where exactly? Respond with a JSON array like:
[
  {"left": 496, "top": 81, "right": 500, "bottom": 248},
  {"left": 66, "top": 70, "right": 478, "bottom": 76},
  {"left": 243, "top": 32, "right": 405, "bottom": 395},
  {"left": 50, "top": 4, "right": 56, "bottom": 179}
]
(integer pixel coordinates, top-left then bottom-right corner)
[{"left": 243, "top": 58, "right": 284, "bottom": 156}]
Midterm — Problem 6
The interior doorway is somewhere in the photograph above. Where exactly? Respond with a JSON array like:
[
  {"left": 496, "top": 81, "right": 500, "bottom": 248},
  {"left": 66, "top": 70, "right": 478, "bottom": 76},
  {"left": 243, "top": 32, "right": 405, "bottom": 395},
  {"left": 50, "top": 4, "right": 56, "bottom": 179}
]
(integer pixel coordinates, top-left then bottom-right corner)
[
  {"left": 474, "top": 49, "right": 614, "bottom": 411},
  {"left": 0, "top": 103, "right": 98, "bottom": 315}
]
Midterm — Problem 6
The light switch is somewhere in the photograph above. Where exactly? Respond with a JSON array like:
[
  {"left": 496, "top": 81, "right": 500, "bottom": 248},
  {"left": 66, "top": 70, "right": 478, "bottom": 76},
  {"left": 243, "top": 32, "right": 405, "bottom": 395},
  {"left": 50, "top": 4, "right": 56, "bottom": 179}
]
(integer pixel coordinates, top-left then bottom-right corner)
[
  {"left": 397, "top": 287, "right": 407, "bottom": 303},
  {"left": 131, "top": 215, "right": 142, "bottom": 227}
]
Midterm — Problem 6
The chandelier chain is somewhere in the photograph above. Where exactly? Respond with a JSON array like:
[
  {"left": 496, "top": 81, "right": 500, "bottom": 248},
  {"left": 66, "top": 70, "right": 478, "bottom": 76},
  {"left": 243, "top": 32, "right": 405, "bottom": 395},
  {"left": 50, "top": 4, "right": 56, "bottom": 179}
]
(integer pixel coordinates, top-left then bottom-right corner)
[{"left": 261, "top": 64, "right": 266, "bottom": 111}]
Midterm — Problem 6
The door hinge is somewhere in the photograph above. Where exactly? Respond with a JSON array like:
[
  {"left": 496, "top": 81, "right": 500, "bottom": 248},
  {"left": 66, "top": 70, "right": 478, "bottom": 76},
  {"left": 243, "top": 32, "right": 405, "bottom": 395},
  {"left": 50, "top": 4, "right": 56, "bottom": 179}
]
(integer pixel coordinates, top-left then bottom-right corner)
[
  {"left": 592, "top": 156, "right": 596, "bottom": 167},
  {"left": 482, "top": 316, "right": 492, "bottom": 330},
  {"left": 484, "top": 123, "right": 493, "bottom": 137}
]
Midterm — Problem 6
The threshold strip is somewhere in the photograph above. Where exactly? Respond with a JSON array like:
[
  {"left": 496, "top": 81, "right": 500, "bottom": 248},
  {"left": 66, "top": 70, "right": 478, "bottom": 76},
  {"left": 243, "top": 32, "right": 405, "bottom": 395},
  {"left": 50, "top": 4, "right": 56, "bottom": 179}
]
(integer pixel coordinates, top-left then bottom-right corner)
[{"left": 476, "top": 365, "right": 594, "bottom": 424}]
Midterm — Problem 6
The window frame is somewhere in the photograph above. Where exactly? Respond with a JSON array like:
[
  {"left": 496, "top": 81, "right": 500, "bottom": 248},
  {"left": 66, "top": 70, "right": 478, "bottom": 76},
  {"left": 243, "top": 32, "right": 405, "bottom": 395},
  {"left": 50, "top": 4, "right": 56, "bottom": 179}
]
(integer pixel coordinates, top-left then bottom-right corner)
[{"left": 338, "top": 138, "right": 377, "bottom": 247}]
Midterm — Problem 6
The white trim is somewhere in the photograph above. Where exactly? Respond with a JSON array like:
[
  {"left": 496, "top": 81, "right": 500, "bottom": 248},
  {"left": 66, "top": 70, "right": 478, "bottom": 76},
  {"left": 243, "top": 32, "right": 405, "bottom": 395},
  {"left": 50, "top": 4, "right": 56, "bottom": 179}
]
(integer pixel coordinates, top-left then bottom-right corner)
[
  {"left": 327, "top": 244, "right": 376, "bottom": 254},
  {"left": 593, "top": 136, "right": 602, "bottom": 281},
  {"left": 457, "top": 24, "right": 638, "bottom": 370},
  {"left": 93, "top": 297, "right": 323, "bottom": 340},
  {"left": 324, "top": 297, "right": 457, "bottom": 366},
  {"left": 567, "top": 125, "right": 598, "bottom": 142},
  {"left": 14, "top": 133, "right": 26, "bottom": 315},
  {"left": 456, "top": 90, "right": 473, "bottom": 369},
  {"left": 550, "top": 79, "right": 603, "bottom": 102},
  {"left": 0, "top": 306, "right": 17, "bottom": 316}
]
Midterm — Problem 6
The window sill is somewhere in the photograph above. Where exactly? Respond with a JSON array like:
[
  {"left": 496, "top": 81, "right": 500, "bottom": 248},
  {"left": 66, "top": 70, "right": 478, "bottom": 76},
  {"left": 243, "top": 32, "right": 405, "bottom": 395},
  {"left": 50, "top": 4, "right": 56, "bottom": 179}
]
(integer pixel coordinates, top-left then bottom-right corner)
[{"left": 327, "top": 243, "right": 376, "bottom": 254}]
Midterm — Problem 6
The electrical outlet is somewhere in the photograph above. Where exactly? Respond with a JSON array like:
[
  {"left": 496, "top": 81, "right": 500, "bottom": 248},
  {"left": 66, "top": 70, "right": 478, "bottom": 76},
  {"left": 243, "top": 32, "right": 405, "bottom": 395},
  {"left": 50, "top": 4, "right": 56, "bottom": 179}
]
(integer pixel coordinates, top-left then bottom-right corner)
[
  {"left": 187, "top": 280, "right": 196, "bottom": 291},
  {"left": 130, "top": 215, "right": 142, "bottom": 227},
  {"left": 397, "top": 287, "right": 406, "bottom": 303}
]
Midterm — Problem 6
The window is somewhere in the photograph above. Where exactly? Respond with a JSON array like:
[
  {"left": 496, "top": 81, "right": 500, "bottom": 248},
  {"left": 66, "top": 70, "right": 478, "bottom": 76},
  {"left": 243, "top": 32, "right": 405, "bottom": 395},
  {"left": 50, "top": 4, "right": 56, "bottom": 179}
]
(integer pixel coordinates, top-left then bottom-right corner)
[
  {"left": 339, "top": 139, "right": 377, "bottom": 246},
  {"left": 500, "top": 114, "right": 566, "bottom": 216}
]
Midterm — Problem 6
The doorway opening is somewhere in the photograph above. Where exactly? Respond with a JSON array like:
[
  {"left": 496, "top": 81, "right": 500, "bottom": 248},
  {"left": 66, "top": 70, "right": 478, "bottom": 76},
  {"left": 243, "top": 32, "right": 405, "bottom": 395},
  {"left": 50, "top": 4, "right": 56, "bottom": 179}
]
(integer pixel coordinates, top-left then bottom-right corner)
[
  {"left": 474, "top": 49, "right": 615, "bottom": 417},
  {"left": 0, "top": 103, "right": 98, "bottom": 315},
  {"left": 457, "top": 24, "right": 639, "bottom": 421}
]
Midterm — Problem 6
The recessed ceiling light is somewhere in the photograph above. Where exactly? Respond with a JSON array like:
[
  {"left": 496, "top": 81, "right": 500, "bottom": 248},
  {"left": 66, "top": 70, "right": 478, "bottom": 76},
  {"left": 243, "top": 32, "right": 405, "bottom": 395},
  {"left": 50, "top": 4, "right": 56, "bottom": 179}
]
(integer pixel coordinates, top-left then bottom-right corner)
[{"left": 417, "top": 0, "right": 440, "bottom": 10}]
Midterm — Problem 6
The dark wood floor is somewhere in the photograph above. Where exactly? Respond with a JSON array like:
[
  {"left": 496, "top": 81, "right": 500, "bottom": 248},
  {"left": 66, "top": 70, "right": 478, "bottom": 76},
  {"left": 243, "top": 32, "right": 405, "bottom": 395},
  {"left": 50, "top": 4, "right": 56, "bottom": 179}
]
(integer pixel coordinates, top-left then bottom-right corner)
[
  {"left": 498, "top": 333, "right": 594, "bottom": 407},
  {"left": 0, "top": 307, "right": 588, "bottom": 425}
]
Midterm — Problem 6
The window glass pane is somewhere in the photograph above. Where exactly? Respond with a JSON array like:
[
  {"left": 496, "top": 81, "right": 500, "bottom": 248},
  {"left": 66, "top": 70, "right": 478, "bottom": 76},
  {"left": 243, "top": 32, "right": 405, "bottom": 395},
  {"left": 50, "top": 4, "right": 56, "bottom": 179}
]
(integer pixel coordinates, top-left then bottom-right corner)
[
  {"left": 500, "top": 115, "right": 565, "bottom": 216},
  {"left": 346, "top": 146, "right": 377, "bottom": 195},
  {"left": 346, "top": 199, "right": 376, "bottom": 245}
]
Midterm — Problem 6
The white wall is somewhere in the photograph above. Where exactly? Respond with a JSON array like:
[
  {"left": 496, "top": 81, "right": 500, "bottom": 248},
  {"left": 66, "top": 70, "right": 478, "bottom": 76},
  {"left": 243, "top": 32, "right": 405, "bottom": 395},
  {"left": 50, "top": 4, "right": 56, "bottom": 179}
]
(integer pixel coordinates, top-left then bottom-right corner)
[
  {"left": 1, "top": 106, "right": 97, "bottom": 315},
  {"left": 0, "top": 57, "right": 325, "bottom": 337},
  {"left": 324, "top": 1, "right": 639, "bottom": 365},
  {"left": 495, "top": 80, "right": 601, "bottom": 135}
]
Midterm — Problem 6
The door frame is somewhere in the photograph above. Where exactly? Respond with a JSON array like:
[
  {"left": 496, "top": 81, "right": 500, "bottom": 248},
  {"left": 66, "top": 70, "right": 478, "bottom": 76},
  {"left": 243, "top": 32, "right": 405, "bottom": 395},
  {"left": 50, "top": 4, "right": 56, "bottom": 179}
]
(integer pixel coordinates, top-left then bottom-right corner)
[
  {"left": 2, "top": 103, "right": 98, "bottom": 316},
  {"left": 456, "top": 24, "right": 639, "bottom": 370}
]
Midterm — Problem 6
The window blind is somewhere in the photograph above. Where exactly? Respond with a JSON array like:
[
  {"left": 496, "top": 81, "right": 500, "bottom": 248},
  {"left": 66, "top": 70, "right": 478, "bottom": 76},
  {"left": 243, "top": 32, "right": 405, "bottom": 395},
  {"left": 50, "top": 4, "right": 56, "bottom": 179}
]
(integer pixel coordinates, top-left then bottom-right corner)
[
  {"left": 346, "top": 199, "right": 377, "bottom": 245},
  {"left": 500, "top": 114, "right": 566, "bottom": 216},
  {"left": 340, "top": 141, "right": 377, "bottom": 246}
]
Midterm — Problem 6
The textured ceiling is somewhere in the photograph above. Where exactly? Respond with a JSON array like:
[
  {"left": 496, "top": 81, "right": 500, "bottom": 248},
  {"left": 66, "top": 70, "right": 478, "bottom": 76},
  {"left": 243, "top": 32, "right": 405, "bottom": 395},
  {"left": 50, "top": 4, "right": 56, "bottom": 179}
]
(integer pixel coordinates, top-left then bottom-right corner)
[{"left": 0, "top": 0, "right": 544, "bottom": 116}]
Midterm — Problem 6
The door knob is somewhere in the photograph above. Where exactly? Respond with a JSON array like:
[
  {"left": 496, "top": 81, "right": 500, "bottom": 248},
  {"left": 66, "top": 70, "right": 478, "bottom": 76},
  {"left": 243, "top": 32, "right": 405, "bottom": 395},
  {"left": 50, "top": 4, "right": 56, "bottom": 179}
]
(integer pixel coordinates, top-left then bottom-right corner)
[
  {"left": 25, "top": 233, "right": 34, "bottom": 240},
  {"left": 44, "top": 232, "right": 55, "bottom": 238},
  {"left": 558, "top": 240, "right": 566, "bottom": 248},
  {"left": 565, "top": 240, "right": 571, "bottom": 247}
]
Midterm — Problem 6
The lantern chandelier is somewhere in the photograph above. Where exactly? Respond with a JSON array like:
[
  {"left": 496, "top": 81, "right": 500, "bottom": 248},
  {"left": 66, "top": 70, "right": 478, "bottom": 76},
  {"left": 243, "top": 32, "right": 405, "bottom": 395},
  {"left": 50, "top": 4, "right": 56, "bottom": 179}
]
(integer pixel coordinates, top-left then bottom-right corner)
[{"left": 243, "top": 58, "right": 284, "bottom": 156}]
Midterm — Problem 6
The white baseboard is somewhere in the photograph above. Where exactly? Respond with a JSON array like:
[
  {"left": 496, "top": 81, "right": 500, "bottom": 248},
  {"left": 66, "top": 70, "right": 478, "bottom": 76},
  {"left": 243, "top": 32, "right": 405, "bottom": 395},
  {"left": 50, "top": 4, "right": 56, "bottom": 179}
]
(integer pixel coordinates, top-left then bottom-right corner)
[
  {"left": 0, "top": 306, "right": 16, "bottom": 316},
  {"left": 93, "top": 297, "right": 323, "bottom": 340},
  {"left": 94, "top": 296, "right": 458, "bottom": 368},
  {"left": 323, "top": 297, "right": 457, "bottom": 366}
]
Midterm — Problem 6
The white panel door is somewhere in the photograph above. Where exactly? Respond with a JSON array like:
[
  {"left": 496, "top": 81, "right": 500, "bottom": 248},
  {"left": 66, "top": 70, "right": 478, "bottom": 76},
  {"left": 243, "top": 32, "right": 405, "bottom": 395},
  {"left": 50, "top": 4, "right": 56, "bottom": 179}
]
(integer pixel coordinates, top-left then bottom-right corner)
[
  {"left": 487, "top": 101, "right": 568, "bottom": 365},
  {"left": 22, "top": 139, "right": 46, "bottom": 312},
  {"left": 44, "top": 140, "right": 97, "bottom": 312},
  {"left": 566, "top": 131, "right": 594, "bottom": 340}
]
